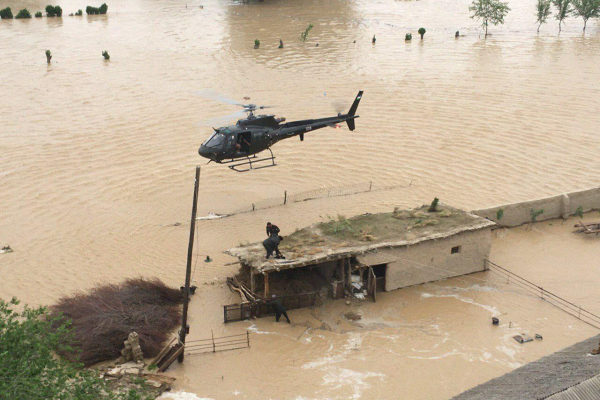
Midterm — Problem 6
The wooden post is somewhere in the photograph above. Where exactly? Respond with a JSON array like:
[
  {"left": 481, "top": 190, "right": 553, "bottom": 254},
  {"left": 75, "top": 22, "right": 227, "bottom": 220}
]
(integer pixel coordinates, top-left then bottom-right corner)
[
  {"left": 284, "top": 190, "right": 287, "bottom": 205},
  {"left": 250, "top": 269, "right": 256, "bottom": 293},
  {"left": 264, "top": 272, "right": 269, "bottom": 298},
  {"left": 178, "top": 166, "right": 200, "bottom": 363}
]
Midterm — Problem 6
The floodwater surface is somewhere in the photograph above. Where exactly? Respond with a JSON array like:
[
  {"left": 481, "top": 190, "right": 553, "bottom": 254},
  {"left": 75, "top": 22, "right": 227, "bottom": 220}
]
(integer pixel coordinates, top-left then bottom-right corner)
[{"left": 1, "top": 0, "right": 600, "bottom": 398}]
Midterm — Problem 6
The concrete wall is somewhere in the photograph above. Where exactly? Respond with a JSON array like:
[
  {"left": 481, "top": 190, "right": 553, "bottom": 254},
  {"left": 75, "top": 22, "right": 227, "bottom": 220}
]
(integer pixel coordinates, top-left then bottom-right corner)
[
  {"left": 358, "top": 228, "right": 492, "bottom": 291},
  {"left": 472, "top": 186, "right": 600, "bottom": 227}
]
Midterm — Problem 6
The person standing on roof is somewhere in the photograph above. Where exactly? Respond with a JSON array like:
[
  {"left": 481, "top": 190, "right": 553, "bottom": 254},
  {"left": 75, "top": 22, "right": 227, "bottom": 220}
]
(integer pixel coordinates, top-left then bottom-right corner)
[
  {"left": 266, "top": 222, "right": 280, "bottom": 237},
  {"left": 263, "top": 222, "right": 284, "bottom": 259},
  {"left": 270, "top": 294, "right": 290, "bottom": 323}
]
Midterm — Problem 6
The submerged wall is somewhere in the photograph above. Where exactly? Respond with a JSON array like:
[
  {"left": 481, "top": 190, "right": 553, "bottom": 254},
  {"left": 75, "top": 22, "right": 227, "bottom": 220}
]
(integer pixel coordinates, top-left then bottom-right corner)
[
  {"left": 472, "top": 186, "right": 600, "bottom": 227},
  {"left": 358, "top": 228, "right": 492, "bottom": 291}
]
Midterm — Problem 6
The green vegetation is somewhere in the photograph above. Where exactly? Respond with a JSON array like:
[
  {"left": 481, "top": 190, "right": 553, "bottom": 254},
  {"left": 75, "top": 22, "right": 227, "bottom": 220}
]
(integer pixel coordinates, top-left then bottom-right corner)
[
  {"left": 0, "top": 7, "right": 13, "bottom": 19},
  {"left": 418, "top": 27, "right": 426, "bottom": 39},
  {"left": 46, "top": 49, "right": 52, "bottom": 63},
  {"left": 254, "top": 39, "right": 260, "bottom": 48},
  {"left": 536, "top": 0, "right": 552, "bottom": 31},
  {"left": 405, "top": 33, "right": 412, "bottom": 40},
  {"left": 572, "top": 0, "right": 600, "bottom": 31},
  {"left": 277, "top": 205, "right": 472, "bottom": 259},
  {"left": 46, "top": 5, "right": 63, "bottom": 17},
  {"left": 15, "top": 8, "right": 32, "bottom": 18},
  {"left": 300, "top": 23, "right": 314, "bottom": 42},
  {"left": 102, "top": 50, "right": 110, "bottom": 60},
  {"left": 428, "top": 197, "right": 439, "bottom": 212},
  {"left": 0, "top": 297, "right": 143, "bottom": 400},
  {"left": 469, "top": 0, "right": 511, "bottom": 37},
  {"left": 552, "top": 0, "right": 572, "bottom": 32},
  {"left": 86, "top": 3, "right": 108, "bottom": 15},
  {"left": 530, "top": 208, "right": 544, "bottom": 222},
  {"left": 496, "top": 208, "right": 504, "bottom": 220},
  {"left": 35, "top": 11, "right": 43, "bottom": 17},
  {"left": 575, "top": 205, "right": 584, "bottom": 218},
  {"left": 76, "top": 9, "right": 83, "bottom": 15}
]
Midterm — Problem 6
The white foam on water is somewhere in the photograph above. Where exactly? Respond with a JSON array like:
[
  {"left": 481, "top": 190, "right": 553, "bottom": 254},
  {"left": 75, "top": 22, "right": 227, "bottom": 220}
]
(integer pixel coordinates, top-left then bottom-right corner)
[
  {"left": 407, "top": 349, "right": 462, "bottom": 360},
  {"left": 420, "top": 293, "right": 500, "bottom": 315},
  {"left": 246, "top": 323, "right": 275, "bottom": 335},
  {"left": 322, "top": 368, "right": 385, "bottom": 400},
  {"left": 158, "top": 392, "right": 214, "bottom": 400}
]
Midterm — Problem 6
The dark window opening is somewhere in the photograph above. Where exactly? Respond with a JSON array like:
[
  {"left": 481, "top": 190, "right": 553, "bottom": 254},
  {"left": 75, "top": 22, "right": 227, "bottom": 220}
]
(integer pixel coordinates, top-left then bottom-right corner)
[{"left": 451, "top": 246, "right": 461, "bottom": 254}]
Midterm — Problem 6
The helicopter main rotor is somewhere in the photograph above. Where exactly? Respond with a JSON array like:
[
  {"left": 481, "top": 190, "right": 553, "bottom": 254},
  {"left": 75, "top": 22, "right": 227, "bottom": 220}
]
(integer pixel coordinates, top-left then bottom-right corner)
[{"left": 196, "top": 90, "right": 274, "bottom": 125}]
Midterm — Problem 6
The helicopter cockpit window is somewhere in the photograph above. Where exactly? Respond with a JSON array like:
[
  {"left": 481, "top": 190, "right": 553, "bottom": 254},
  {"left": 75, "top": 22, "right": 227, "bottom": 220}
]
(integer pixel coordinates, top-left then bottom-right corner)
[{"left": 204, "top": 133, "right": 225, "bottom": 148}]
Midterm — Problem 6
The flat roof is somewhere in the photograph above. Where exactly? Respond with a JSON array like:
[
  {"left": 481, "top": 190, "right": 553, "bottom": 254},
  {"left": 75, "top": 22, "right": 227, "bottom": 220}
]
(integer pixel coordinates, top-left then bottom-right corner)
[{"left": 226, "top": 205, "right": 495, "bottom": 273}]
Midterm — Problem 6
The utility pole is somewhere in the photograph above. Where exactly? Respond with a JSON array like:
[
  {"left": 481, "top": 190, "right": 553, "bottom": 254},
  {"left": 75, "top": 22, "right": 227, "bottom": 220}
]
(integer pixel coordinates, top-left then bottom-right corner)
[{"left": 179, "top": 166, "right": 200, "bottom": 362}]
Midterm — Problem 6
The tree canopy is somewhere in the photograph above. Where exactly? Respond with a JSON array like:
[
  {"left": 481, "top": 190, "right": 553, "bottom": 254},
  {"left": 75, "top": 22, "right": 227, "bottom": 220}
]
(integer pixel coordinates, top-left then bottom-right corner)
[
  {"left": 552, "top": 0, "right": 572, "bottom": 32},
  {"left": 469, "top": 0, "right": 511, "bottom": 37},
  {"left": 536, "top": 0, "right": 552, "bottom": 32},
  {"left": 572, "top": 0, "right": 600, "bottom": 31},
  {"left": 0, "top": 297, "right": 141, "bottom": 400}
]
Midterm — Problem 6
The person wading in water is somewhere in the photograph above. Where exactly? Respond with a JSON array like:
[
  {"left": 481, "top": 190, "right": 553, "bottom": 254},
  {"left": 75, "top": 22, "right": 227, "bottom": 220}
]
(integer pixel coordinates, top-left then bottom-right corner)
[{"left": 270, "top": 294, "right": 290, "bottom": 323}]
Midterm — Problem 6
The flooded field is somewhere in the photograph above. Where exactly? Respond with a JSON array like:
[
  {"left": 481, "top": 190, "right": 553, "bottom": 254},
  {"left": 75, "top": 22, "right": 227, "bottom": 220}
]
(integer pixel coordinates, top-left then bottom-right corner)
[{"left": 1, "top": 0, "right": 600, "bottom": 398}]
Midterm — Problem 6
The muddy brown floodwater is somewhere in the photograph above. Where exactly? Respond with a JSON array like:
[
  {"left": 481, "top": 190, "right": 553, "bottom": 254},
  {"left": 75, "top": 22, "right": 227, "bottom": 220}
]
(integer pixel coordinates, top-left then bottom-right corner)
[{"left": 1, "top": 0, "right": 600, "bottom": 398}]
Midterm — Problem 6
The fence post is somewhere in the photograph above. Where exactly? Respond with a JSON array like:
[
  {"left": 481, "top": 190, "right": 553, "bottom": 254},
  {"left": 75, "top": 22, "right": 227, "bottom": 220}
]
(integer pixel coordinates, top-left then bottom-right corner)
[
  {"left": 369, "top": 181, "right": 372, "bottom": 191},
  {"left": 247, "top": 331, "right": 250, "bottom": 348},
  {"left": 284, "top": 190, "right": 287, "bottom": 205},
  {"left": 252, "top": 203, "right": 255, "bottom": 212},
  {"left": 212, "top": 330, "right": 215, "bottom": 353}
]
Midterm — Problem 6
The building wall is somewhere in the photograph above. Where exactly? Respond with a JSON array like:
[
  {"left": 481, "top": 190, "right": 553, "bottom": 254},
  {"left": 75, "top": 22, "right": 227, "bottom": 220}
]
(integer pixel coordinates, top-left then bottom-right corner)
[
  {"left": 358, "top": 228, "right": 492, "bottom": 291},
  {"left": 472, "top": 186, "right": 600, "bottom": 227}
]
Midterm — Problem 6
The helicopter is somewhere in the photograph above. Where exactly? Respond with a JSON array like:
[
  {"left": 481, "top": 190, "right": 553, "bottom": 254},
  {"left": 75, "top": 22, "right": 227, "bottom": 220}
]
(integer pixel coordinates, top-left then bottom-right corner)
[{"left": 198, "top": 91, "right": 363, "bottom": 172}]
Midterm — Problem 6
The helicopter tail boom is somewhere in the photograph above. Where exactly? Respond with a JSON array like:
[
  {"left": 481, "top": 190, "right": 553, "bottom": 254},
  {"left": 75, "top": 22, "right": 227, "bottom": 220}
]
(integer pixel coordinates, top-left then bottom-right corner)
[{"left": 346, "top": 90, "right": 363, "bottom": 131}]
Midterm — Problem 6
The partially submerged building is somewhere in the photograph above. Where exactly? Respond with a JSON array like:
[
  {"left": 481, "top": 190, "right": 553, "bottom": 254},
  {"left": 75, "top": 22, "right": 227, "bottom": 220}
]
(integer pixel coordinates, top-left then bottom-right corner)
[{"left": 225, "top": 205, "right": 495, "bottom": 320}]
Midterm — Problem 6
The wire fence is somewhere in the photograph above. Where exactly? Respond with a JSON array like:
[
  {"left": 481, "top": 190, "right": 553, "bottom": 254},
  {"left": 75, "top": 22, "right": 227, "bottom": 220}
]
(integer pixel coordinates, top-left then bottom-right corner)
[
  {"left": 200, "top": 180, "right": 414, "bottom": 220},
  {"left": 486, "top": 259, "right": 600, "bottom": 330}
]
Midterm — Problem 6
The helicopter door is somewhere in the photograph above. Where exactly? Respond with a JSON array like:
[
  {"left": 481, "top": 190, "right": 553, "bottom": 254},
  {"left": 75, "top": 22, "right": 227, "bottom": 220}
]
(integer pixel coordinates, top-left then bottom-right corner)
[{"left": 238, "top": 132, "right": 252, "bottom": 153}]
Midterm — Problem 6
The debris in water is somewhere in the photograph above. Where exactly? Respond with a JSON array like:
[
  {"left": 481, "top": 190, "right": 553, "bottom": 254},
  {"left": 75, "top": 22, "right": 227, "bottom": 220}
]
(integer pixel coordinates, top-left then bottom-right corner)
[
  {"left": 492, "top": 317, "right": 499, "bottom": 325},
  {"left": 1, "top": 245, "right": 13, "bottom": 254},
  {"left": 344, "top": 311, "right": 362, "bottom": 321},
  {"left": 513, "top": 334, "right": 533, "bottom": 344},
  {"left": 535, "top": 334, "right": 543, "bottom": 340}
]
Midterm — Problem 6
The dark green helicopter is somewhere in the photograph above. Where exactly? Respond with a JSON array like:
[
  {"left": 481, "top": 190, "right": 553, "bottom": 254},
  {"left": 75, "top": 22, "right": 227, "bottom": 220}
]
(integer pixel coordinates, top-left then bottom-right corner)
[{"left": 198, "top": 91, "right": 363, "bottom": 172}]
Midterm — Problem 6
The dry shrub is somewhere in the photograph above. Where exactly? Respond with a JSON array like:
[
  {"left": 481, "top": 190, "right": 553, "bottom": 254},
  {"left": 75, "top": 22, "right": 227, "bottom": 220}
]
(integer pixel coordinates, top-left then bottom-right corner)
[{"left": 51, "top": 278, "right": 183, "bottom": 366}]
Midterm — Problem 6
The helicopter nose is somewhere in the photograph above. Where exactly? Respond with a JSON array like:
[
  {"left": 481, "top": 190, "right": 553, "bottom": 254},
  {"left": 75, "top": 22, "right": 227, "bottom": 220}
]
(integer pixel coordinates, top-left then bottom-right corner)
[{"left": 198, "top": 145, "right": 212, "bottom": 159}]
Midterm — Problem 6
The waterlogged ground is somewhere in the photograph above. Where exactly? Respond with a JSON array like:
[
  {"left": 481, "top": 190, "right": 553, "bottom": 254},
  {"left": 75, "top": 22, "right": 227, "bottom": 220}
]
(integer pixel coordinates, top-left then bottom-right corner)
[{"left": 1, "top": 0, "right": 600, "bottom": 398}]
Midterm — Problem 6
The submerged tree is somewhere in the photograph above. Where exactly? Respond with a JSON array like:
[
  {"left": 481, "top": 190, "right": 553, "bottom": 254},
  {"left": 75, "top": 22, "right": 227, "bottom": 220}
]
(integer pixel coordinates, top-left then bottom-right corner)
[
  {"left": 45, "top": 49, "right": 52, "bottom": 63},
  {"left": 300, "top": 23, "right": 314, "bottom": 42},
  {"left": 15, "top": 8, "right": 32, "bottom": 18},
  {"left": 418, "top": 27, "right": 426, "bottom": 39},
  {"left": 102, "top": 50, "right": 110, "bottom": 60},
  {"left": 469, "top": 0, "right": 511, "bottom": 37},
  {"left": 536, "top": 0, "right": 552, "bottom": 32},
  {"left": 0, "top": 7, "right": 13, "bottom": 19},
  {"left": 572, "top": 0, "right": 600, "bottom": 31},
  {"left": 35, "top": 10, "right": 43, "bottom": 17},
  {"left": 552, "top": 0, "right": 572, "bottom": 32}
]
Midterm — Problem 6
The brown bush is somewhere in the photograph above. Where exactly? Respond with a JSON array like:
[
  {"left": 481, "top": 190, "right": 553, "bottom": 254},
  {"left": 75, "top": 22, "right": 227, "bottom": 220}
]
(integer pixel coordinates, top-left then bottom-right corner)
[{"left": 51, "top": 278, "right": 183, "bottom": 366}]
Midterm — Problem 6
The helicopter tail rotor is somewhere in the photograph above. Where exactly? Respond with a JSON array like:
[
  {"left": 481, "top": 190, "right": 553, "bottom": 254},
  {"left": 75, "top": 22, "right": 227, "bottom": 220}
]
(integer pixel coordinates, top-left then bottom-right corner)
[{"left": 346, "top": 90, "right": 363, "bottom": 131}]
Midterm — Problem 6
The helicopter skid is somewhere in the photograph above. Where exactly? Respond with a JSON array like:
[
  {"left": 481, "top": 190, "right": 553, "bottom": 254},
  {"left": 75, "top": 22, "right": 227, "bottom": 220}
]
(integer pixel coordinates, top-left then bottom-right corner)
[{"left": 220, "top": 149, "right": 277, "bottom": 172}]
